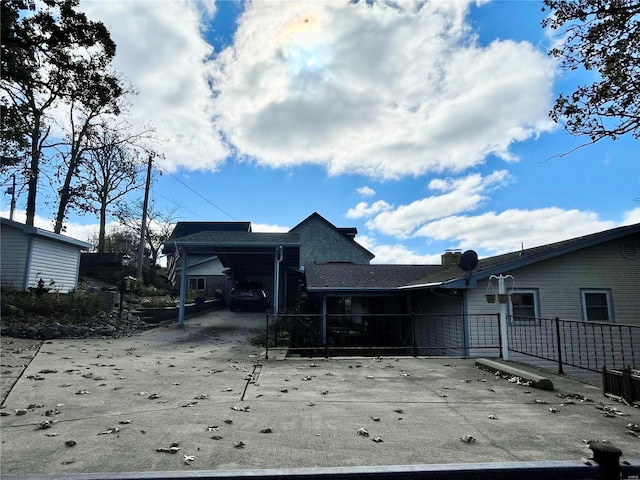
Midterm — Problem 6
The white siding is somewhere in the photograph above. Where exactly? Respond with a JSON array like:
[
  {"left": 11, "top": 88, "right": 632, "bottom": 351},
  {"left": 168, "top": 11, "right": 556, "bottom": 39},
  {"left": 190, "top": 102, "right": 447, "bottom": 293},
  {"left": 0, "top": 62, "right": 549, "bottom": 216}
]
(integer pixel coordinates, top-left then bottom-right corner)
[
  {"left": 0, "top": 225, "right": 29, "bottom": 289},
  {"left": 468, "top": 235, "right": 640, "bottom": 324},
  {"left": 27, "top": 237, "right": 82, "bottom": 293},
  {"left": 466, "top": 234, "right": 640, "bottom": 366},
  {"left": 183, "top": 256, "right": 226, "bottom": 276}
]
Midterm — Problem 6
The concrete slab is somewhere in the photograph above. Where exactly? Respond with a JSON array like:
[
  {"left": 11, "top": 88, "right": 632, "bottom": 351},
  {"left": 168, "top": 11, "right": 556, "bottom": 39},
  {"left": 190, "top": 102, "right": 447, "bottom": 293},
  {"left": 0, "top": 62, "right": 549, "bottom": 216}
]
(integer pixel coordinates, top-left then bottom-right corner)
[
  {"left": 1, "top": 309, "right": 639, "bottom": 476},
  {"left": 475, "top": 358, "right": 554, "bottom": 390}
]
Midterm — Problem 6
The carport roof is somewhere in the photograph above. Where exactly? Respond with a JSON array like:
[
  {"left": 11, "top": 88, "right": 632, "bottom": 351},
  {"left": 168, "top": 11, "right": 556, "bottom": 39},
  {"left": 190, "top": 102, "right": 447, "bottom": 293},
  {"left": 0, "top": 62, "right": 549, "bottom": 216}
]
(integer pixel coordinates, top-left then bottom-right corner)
[
  {"left": 164, "top": 231, "right": 301, "bottom": 276},
  {"left": 169, "top": 221, "right": 252, "bottom": 239},
  {"left": 167, "top": 230, "right": 299, "bottom": 248}
]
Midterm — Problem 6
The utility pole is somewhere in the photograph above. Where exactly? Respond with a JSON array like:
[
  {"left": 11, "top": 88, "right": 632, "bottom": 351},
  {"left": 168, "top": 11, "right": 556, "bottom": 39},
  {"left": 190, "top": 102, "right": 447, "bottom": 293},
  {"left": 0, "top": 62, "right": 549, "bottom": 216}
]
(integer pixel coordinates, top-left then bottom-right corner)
[{"left": 136, "top": 154, "right": 153, "bottom": 282}]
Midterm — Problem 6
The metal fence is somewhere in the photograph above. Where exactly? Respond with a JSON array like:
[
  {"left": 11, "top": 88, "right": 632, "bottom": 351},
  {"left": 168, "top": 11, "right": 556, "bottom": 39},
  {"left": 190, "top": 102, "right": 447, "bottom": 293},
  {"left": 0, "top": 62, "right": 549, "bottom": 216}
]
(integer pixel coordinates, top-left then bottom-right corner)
[
  {"left": 266, "top": 313, "right": 501, "bottom": 358},
  {"left": 266, "top": 313, "right": 638, "bottom": 376},
  {"left": 507, "top": 316, "right": 639, "bottom": 374}
]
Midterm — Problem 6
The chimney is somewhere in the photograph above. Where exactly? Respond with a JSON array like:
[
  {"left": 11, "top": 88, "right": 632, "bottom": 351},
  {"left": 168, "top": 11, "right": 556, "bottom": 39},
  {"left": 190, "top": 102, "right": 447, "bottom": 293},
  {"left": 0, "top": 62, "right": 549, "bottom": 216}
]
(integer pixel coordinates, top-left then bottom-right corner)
[{"left": 441, "top": 250, "right": 462, "bottom": 266}]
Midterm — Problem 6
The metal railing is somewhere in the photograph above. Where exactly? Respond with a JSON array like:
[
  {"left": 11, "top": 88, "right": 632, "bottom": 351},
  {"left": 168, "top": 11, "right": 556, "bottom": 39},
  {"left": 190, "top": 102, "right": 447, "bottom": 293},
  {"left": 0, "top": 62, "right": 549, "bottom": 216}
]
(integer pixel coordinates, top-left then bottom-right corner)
[
  {"left": 4, "top": 454, "right": 638, "bottom": 480},
  {"left": 266, "top": 313, "right": 501, "bottom": 358},
  {"left": 265, "top": 313, "right": 637, "bottom": 375},
  {"left": 508, "top": 316, "right": 639, "bottom": 374}
]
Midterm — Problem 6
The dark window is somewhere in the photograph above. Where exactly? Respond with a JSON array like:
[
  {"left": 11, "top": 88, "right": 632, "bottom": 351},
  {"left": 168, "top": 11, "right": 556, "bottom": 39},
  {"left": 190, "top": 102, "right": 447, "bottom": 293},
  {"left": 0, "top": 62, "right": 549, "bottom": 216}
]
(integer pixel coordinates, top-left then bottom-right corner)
[
  {"left": 510, "top": 291, "right": 537, "bottom": 322},
  {"left": 189, "top": 278, "right": 206, "bottom": 291},
  {"left": 583, "top": 291, "right": 611, "bottom": 321}
]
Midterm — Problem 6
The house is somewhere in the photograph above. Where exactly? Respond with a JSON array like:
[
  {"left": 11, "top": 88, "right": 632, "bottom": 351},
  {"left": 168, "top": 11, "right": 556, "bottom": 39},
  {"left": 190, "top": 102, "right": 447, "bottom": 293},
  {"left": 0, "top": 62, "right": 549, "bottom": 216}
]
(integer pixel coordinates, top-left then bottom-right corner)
[
  {"left": 303, "top": 222, "right": 640, "bottom": 362},
  {"left": 0, "top": 217, "right": 92, "bottom": 293},
  {"left": 164, "top": 212, "right": 372, "bottom": 322}
]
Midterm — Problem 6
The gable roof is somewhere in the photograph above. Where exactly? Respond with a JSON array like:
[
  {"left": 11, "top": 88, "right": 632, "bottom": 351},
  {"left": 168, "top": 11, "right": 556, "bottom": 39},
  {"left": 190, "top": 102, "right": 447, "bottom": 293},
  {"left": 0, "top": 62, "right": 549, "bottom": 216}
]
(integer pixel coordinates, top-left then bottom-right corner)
[
  {"left": 440, "top": 222, "right": 640, "bottom": 289},
  {"left": 290, "top": 212, "right": 375, "bottom": 260},
  {"left": 170, "top": 221, "right": 252, "bottom": 239},
  {"left": 1, "top": 217, "right": 91, "bottom": 249}
]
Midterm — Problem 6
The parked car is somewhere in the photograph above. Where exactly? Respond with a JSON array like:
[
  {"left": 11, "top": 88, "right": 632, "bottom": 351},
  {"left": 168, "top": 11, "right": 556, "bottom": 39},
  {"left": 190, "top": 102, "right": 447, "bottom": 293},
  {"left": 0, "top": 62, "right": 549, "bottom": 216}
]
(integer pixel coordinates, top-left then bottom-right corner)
[{"left": 229, "top": 281, "right": 268, "bottom": 312}]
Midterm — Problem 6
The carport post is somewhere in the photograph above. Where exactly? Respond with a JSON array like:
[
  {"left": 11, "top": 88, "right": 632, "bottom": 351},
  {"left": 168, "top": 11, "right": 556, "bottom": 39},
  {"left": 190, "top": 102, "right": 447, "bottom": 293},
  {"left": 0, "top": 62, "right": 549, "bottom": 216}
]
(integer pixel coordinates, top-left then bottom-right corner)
[
  {"left": 321, "top": 296, "right": 327, "bottom": 357},
  {"left": 178, "top": 248, "right": 188, "bottom": 326},
  {"left": 273, "top": 246, "right": 283, "bottom": 316}
]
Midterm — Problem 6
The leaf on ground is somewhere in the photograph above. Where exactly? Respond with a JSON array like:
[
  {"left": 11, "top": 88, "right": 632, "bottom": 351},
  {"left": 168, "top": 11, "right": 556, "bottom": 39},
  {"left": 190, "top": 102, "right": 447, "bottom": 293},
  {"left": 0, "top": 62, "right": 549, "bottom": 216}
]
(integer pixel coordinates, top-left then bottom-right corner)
[{"left": 156, "top": 446, "right": 181, "bottom": 454}]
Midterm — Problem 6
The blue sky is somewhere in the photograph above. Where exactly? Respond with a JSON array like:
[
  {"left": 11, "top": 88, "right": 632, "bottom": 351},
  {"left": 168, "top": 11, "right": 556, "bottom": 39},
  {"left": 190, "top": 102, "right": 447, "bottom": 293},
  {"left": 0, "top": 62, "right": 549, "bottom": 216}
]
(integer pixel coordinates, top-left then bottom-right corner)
[{"left": 3, "top": 0, "right": 639, "bottom": 264}]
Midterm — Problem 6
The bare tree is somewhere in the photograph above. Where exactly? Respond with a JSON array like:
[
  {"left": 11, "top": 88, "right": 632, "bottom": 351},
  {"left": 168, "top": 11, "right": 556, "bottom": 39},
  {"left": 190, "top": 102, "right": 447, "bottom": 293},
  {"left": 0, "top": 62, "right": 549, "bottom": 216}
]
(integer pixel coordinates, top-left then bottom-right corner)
[
  {"left": 1, "top": 0, "right": 123, "bottom": 226},
  {"left": 115, "top": 198, "right": 179, "bottom": 268},
  {"left": 74, "top": 121, "right": 148, "bottom": 252}
]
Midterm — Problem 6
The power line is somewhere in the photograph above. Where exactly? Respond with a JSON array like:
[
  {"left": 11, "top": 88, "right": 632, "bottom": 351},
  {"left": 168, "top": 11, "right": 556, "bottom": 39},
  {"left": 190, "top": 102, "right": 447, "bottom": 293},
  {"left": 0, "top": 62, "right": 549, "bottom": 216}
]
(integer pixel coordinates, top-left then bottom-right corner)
[
  {"left": 150, "top": 188, "right": 206, "bottom": 220},
  {"left": 158, "top": 168, "right": 237, "bottom": 220}
]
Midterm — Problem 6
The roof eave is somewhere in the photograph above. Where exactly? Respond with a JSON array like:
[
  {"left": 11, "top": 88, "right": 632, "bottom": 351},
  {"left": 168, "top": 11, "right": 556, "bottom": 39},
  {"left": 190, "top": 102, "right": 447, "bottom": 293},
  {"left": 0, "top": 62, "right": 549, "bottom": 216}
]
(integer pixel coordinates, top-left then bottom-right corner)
[{"left": 397, "top": 282, "right": 443, "bottom": 290}]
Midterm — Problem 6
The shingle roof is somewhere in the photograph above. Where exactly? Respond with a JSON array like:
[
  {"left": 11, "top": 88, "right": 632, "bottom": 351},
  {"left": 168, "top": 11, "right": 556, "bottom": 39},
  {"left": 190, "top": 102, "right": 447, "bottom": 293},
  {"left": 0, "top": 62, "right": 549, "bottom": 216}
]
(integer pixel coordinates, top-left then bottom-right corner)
[
  {"left": 443, "top": 222, "right": 640, "bottom": 287},
  {"left": 305, "top": 264, "right": 441, "bottom": 291},
  {"left": 170, "top": 221, "right": 252, "bottom": 239},
  {"left": 169, "top": 231, "right": 300, "bottom": 247},
  {"left": 306, "top": 222, "right": 640, "bottom": 293}
]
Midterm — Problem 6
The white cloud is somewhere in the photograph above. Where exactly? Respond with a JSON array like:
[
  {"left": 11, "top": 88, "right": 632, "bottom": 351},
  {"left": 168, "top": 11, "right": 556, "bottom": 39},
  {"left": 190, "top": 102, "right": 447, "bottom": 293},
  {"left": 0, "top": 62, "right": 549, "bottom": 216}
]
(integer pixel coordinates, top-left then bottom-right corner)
[
  {"left": 414, "top": 208, "right": 616, "bottom": 254},
  {"left": 346, "top": 200, "right": 392, "bottom": 219},
  {"left": 1, "top": 210, "right": 119, "bottom": 246},
  {"left": 211, "top": 1, "right": 556, "bottom": 179},
  {"left": 370, "top": 244, "right": 443, "bottom": 265},
  {"left": 622, "top": 207, "right": 640, "bottom": 225},
  {"left": 364, "top": 170, "right": 511, "bottom": 236},
  {"left": 357, "top": 186, "right": 376, "bottom": 197},
  {"left": 80, "top": 0, "right": 229, "bottom": 172},
  {"left": 356, "top": 234, "right": 440, "bottom": 264},
  {"left": 251, "top": 222, "right": 290, "bottom": 233}
]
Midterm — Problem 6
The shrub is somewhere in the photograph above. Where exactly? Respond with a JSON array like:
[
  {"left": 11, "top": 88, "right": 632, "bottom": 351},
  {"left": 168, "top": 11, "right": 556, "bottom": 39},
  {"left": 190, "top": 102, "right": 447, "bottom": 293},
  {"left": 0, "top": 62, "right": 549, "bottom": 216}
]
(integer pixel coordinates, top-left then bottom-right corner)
[{"left": 1, "top": 284, "right": 107, "bottom": 324}]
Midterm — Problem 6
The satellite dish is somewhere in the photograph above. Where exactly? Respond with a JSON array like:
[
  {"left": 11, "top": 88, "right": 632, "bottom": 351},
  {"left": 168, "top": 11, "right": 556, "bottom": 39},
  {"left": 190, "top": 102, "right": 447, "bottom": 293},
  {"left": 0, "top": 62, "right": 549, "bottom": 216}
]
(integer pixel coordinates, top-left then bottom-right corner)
[{"left": 459, "top": 250, "right": 478, "bottom": 273}]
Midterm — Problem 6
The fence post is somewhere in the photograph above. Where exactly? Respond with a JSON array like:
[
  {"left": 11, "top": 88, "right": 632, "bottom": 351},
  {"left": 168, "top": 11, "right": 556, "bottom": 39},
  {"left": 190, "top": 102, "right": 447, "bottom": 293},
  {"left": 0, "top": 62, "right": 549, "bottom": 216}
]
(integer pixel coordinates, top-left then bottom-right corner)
[
  {"left": 497, "top": 313, "right": 503, "bottom": 359},
  {"left": 555, "top": 317, "right": 564, "bottom": 375},
  {"left": 589, "top": 441, "right": 622, "bottom": 480}
]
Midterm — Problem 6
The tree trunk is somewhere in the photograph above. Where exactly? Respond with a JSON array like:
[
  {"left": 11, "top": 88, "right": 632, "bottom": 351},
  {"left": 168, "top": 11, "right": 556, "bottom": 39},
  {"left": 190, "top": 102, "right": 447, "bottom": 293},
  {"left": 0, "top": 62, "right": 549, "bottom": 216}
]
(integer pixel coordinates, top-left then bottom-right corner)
[
  {"left": 98, "top": 203, "right": 107, "bottom": 253},
  {"left": 54, "top": 124, "right": 88, "bottom": 233},
  {"left": 25, "top": 116, "right": 41, "bottom": 227},
  {"left": 54, "top": 162, "right": 75, "bottom": 234},
  {"left": 25, "top": 147, "right": 38, "bottom": 227}
]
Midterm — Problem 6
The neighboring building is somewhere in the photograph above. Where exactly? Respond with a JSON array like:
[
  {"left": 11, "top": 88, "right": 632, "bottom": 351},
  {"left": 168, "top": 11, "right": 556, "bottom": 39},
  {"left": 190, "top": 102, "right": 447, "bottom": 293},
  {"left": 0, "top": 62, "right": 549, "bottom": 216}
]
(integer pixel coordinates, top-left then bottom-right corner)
[
  {"left": 1, "top": 217, "right": 91, "bottom": 293},
  {"left": 176, "top": 255, "right": 227, "bottom": 298}
]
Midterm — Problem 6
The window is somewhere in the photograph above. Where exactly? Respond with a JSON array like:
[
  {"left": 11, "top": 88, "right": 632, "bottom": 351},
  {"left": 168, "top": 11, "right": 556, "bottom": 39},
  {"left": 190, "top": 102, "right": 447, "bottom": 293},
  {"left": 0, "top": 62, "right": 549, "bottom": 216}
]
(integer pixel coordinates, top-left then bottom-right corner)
[
  {"left": 581, "top": 289, "right": 613, "bottom": 322},
  {"left": 188, "top": 278, "right": 206, "bottom": 291},
  {"left": 509, "top": 290, "right": 539, "bottom": 323}
]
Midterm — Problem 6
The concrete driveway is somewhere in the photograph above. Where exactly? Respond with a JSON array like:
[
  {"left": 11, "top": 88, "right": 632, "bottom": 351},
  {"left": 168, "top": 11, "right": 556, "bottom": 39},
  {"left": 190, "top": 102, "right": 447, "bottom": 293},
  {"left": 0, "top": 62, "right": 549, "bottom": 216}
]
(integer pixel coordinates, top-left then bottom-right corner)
[{"left": 1, "top": 309, "right": 639, "bottom": 476}]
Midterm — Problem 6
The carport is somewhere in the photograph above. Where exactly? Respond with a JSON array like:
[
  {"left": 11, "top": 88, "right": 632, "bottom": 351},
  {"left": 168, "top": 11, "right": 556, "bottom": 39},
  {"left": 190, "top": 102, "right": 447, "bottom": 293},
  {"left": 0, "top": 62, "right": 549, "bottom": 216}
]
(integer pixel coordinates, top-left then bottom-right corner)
[{"left": 164, "top": 230, "right": 300, "bottom": 324}]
